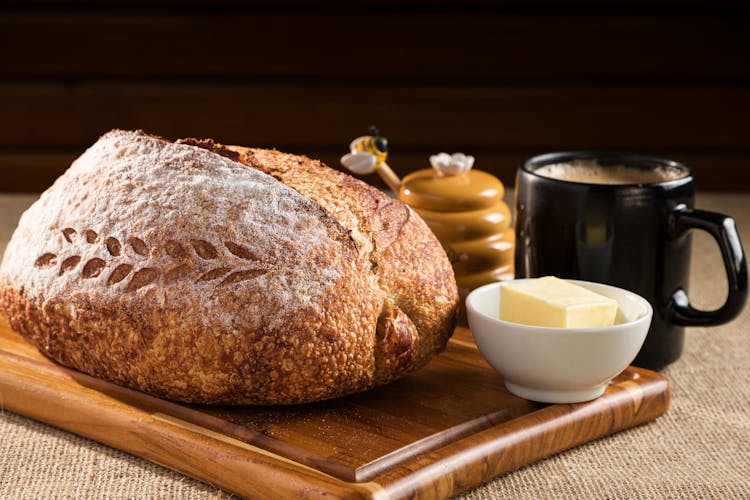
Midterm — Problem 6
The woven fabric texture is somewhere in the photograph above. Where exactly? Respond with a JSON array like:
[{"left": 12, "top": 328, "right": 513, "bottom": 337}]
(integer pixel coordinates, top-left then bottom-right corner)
[{"left": 1, "top": 193, "right": 749, "bottom": 499}]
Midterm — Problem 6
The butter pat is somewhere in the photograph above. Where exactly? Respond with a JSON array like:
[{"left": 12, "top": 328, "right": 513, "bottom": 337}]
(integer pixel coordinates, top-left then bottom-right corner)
[{"left": 499, "top": 277, "right": 618, "bottom": 328}]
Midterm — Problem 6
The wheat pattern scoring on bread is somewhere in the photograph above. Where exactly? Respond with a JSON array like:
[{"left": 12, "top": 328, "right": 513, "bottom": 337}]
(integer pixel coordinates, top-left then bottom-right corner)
[
  {"left": 35, "top": 229, "right": 271, "bottom": 290},
  {"left": 0, "top": 130, "right": 458, "bottom": 404}
]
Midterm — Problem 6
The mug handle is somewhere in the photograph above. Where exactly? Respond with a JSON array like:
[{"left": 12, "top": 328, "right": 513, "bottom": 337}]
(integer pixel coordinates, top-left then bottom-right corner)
[{"left": 668, "top": 205, "right": 748, "bottom": 326}]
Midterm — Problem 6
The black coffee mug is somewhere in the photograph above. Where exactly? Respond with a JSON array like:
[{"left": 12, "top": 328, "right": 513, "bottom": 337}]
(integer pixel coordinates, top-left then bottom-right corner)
[{"left": 515, "top": 151, "right": 747, "bottom": 371}]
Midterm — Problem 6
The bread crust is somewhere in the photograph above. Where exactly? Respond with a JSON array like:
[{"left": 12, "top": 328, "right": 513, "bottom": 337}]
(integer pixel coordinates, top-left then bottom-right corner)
[{"left": 0, "top": 130, "right": 458, "bottom": 404}]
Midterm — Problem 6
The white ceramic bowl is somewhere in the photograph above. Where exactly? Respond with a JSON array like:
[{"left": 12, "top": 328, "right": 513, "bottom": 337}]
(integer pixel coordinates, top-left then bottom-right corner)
[{"left": 466, "top": 279, "right": 652, "bottom": 404}]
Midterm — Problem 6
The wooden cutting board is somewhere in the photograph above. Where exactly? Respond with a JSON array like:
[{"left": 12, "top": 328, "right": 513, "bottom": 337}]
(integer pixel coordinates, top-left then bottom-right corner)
[{"left": 0, "top": 318, "right": 670, "bottom": 499}]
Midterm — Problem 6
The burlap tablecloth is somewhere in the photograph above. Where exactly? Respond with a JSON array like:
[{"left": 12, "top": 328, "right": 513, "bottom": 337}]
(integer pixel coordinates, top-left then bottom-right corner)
[{"left": 1, "top": 193, "right": 748, "bottom": 499}]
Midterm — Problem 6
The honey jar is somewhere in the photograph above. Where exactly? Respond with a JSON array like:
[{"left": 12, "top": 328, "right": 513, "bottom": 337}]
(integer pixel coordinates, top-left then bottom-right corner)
[{"left": 398, "top": 154, "right": 515, "bottom": 317}]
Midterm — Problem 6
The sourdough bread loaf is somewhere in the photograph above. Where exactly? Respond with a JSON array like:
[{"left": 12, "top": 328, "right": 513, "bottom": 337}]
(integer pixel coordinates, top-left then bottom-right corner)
[{"left": 0, "top": 130, "right": 458, "bottom": 404}]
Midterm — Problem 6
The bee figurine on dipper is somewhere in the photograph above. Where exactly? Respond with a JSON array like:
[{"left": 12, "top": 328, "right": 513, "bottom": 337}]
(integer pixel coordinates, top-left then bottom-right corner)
[
  {"left": 341, "top": 127, "right": 515, "bottom": 321},
  {"left": 340, "top": 126, "right": 402, "bottom": 192}
]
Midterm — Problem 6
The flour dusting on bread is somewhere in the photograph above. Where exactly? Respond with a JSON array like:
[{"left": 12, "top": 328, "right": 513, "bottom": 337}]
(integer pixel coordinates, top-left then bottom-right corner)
[{"left": 7, "top": 131, "right": 349, "bottom": 326}]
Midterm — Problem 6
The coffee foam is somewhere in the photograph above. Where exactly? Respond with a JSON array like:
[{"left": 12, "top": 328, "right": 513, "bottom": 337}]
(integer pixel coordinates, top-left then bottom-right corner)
[{"left": 534, "top": 159, "right": 686, "bottom": 185}]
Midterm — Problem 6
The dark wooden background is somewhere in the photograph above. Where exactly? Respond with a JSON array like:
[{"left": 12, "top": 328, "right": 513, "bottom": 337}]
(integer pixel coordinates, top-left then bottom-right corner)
[{"left": 1, "top": 1, "right": 749, "bottom": 192}]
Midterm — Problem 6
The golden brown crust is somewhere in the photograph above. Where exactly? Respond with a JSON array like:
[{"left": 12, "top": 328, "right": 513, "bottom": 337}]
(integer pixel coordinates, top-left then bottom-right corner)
[
  {"left": 223, "top": 146, "right": 459, "bottom": 381},
  {"left": 0, "top": 130, "right": 458, "bottom": 404}
]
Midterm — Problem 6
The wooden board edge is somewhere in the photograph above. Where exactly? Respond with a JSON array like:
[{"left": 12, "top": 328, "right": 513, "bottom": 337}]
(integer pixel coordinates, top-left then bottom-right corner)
[
  {"left": 375, "top": 367, "right": 670, "bottom": 498},
  {"left": 0, "top": 341, "right": 670, "bottom": 500},
  {"left": 0, "top": 349, "right": 383, "bottom": 499}
]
